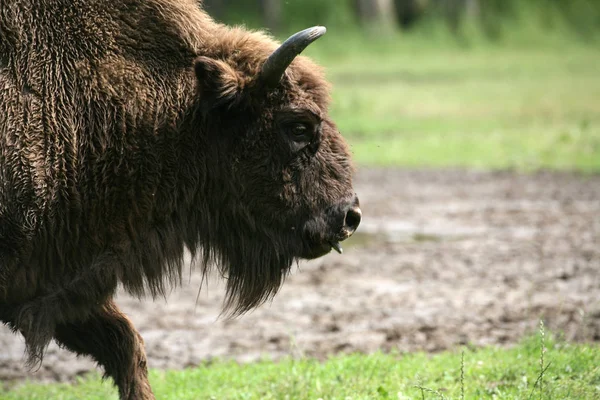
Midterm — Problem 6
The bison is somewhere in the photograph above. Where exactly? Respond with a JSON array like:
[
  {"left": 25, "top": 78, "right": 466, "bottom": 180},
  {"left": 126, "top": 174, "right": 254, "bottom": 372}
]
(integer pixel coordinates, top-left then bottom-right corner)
[{"left": 0, "top": 0, "right": 361, "bottom": 398}]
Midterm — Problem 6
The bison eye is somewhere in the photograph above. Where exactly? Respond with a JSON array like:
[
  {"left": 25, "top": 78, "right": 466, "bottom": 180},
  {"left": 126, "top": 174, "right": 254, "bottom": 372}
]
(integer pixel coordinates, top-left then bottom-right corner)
[{"left": 290, "top": 122, "right": 312, "bottom": 142}]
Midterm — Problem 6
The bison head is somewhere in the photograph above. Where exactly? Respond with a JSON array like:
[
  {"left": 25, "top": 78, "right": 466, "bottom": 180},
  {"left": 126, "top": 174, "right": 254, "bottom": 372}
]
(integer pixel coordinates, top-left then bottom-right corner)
[{"left": 191, "top": 27, "right": 361, "bottom": 314}]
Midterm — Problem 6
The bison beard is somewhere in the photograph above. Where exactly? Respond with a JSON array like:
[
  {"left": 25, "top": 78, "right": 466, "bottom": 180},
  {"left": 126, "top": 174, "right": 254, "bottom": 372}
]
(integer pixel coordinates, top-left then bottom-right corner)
[{"left": 0, "top": 1, "right": 360, "bottom": 398}]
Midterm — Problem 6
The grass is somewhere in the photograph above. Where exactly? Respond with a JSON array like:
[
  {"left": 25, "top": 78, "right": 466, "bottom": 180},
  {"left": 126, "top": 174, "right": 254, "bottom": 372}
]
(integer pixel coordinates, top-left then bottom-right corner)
[
  {"left": 301, "top": 38, "right": 600, "bottom": 171},
  {"left": 3, "top": 332, "right": 600, "bottom": 399}
]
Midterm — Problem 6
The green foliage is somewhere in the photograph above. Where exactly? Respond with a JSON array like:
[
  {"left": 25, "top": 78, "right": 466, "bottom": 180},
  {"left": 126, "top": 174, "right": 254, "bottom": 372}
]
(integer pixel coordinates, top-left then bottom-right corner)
[
  {"left": 3, "top": 333, "right": 600, "bottom": 399},
  {"left": 215, "top": 0, "right": 600, "bottom": 43},
  {"left": 423, "top": 0, "right": 600, "bottom": 43},
  {"left": 280, "top": 0, "right": 357, "bottom": 33},
  {"left": 214, "top": 0, "right": 357, "bottom": 33}
]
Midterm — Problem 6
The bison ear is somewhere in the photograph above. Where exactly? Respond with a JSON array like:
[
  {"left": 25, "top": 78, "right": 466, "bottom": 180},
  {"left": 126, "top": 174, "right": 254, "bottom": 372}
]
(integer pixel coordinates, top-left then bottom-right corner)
[{"left": 194, "top": 56, "right": 242, "bottom": 110}]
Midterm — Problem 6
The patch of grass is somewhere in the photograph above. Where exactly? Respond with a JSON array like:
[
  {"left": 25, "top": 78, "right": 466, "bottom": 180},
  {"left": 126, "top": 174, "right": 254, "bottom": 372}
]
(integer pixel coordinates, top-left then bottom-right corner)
[
  {"left": 3, "top": 333, "right": 600, "bottom": 399},
  {"left": 303, "top": 39, "right": 600, "bottom": 171}
]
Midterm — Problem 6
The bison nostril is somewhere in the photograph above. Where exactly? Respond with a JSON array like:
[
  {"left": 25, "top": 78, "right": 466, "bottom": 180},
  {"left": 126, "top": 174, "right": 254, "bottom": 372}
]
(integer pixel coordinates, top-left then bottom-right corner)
[{"left": 344, "top": 206, "right": 362, "bottom": 233}]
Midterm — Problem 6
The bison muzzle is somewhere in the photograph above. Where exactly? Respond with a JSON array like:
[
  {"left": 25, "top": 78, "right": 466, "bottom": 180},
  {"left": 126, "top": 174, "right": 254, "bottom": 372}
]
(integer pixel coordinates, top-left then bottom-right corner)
[{"left": 0, "top": 1, "right": 361, "bottom": 398}]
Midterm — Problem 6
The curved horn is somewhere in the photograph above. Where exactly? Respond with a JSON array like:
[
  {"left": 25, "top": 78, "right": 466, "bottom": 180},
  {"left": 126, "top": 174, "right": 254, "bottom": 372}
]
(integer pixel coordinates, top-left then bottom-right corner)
[{"left": 260, "top": 26, "right": 326, "bottom": 88}]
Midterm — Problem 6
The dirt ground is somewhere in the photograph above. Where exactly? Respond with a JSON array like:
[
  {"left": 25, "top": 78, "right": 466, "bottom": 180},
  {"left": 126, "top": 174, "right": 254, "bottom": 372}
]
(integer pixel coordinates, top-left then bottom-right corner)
[{"left": 1, "top": 168, "right": 599, "bottom": 383}]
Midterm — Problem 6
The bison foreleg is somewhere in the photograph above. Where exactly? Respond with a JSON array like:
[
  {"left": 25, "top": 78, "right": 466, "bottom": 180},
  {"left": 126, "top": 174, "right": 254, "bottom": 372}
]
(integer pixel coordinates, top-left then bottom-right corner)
[{"left": 54, "top": 299, "right": 154, "bottom": 400}]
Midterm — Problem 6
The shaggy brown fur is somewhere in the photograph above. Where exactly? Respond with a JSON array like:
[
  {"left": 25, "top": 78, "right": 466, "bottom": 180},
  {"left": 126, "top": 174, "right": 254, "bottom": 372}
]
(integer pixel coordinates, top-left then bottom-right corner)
[{"left": 0, "top": 0, "right": 360, "bottom": 398}]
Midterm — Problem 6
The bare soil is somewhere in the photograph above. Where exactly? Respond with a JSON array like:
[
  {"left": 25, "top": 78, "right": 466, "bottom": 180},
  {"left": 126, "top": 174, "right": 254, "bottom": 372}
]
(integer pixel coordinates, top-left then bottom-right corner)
[{"left": 1, "top": 169, "right": 599, "bottom": 383}]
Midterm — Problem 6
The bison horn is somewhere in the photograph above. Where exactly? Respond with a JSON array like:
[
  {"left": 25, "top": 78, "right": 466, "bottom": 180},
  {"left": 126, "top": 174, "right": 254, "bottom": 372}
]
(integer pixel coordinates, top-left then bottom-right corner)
[{"left": 260, "top": 26, "right": 326, "bottom": 88}]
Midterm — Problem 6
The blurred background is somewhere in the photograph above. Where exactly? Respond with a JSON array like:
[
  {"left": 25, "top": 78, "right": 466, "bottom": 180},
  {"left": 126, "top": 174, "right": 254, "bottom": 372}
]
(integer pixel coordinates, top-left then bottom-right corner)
[{"left": 202, "top": 0, "right": 600, "bottom": 170}]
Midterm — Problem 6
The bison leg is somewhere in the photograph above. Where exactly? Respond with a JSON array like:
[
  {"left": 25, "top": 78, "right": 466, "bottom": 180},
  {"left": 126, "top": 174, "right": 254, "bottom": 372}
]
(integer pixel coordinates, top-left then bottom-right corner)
[{"left": 54, "top": 299, "right": 154, "bottom": 400}]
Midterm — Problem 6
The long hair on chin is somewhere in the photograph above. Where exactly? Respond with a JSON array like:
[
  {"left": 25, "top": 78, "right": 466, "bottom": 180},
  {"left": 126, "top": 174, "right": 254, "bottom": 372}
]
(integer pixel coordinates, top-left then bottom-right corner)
[{"left": 192, "top": 201, "right": 299, "bottom": 317}]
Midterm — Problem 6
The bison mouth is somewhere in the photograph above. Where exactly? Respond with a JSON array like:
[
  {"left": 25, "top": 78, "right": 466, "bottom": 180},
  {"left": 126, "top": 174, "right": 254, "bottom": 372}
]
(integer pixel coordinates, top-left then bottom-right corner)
[
  {"left": 329, "top": 241, "right": 344, "bottom": 254},
  {"left": 302, "top": 240, "right": 343, "bottom": 259},
  {"left": 300, "top": 233, "right": 350, "bottom": 259},
  {"left": 300, "top": 240, "right": 338, "bottom": 259},
  {"left": 298, "top": 196, "right": 361, "bottom": 259}
]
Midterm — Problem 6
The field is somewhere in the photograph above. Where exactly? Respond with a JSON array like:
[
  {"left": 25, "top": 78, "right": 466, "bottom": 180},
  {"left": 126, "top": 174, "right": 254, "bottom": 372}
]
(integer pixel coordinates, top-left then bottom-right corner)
[
  {"left": 2, "top": 35, "right": 600, "bottom": 399},
  {"left": 4, "top": 334, "right": 600, "bottom": 399},
  {"left": 314, "top": 38, "right": 600, "bottom": 171}
]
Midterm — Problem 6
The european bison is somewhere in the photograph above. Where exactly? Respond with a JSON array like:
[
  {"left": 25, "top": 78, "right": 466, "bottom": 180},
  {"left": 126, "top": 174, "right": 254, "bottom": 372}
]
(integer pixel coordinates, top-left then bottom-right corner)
[{"left": 0, "top": 0, "right": 361, "bottom": 398}]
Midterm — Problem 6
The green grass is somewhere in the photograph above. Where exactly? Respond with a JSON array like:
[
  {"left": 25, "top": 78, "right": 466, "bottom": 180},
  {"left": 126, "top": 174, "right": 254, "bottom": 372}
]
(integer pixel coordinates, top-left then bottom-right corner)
[
  {"left": 3, "top": 333, "right": 600, "bottom": 399},
  {"left": 302, "top": 39, "right": 600, "bottom": 171}
]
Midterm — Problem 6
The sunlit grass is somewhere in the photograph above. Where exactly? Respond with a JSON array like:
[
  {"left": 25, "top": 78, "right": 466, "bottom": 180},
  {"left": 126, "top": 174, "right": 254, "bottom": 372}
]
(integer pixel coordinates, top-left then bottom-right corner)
[
  {"left": 302, "top": 41, "right": 600, "bottom": 171},
  {"left": 3, "top": 333, "right": 599, "bottom": 399}
]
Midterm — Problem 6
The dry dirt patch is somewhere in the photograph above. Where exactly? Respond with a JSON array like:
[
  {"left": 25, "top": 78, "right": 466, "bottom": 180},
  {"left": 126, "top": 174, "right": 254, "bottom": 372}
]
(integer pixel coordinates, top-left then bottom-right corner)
[{"left": 1, "top": 169, "right": 599, "bottom": 383}]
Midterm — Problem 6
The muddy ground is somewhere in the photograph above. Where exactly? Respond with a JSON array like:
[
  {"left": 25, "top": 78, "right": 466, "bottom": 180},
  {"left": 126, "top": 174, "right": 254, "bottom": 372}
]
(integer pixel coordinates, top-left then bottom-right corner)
[{"left": 1, "top": 169, "right": 599, "bottom": 383}]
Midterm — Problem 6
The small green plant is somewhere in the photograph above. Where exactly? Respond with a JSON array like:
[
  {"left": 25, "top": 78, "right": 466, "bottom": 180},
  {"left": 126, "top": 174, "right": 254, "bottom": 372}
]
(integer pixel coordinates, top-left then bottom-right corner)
[
  {"left": 460, "top": 350, "right": 465, "bottom": 400},
  {"left": 527, "top": 320, "right": 553, "bottom": 400}
]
